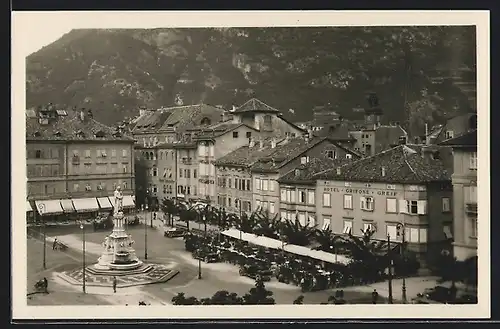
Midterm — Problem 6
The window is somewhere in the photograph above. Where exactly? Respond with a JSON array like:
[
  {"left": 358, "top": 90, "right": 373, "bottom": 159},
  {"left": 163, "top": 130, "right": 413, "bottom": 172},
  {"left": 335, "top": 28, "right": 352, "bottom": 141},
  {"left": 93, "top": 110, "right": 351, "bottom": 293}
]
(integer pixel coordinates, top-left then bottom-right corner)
[
  {"left": 34, "top": 150, "right": 42, "bottom": 158},
  {"left": 469, "top": 152, "right": 477, "bottom": 169},
  {"left": 443, "top": 225, "right": 453, "bottom": 239},
  {"left": 343, "top": 195, "right": 353, "bottom": 209},
  {"left": 255, "top": 178, "right": 261, "bottom": 190},
  {"left": 85, "top": 150, "right": 91, "bottom": 158},
  {"left": 470, "top": 217, "right": 478, "bottom": 238},
  {"left": 179, "top": 168, "right": 183, "bottom": 178},
  {"left": 343, "top": 220, "right": 353, "bottom": 234},
  {"left": 246, "top": 179, "right": 251, "bottom": 191},
  {"left": 298, "top": 213, "right": 306, "bottom": 226},
  {"left": 123, "top": 165, "right": 128, "bottom": 173},
  {"left": 323, "top": 193, "right": 331, "bottom": 207},
  {"left": 400, "top": 200, "right": 427, "bottom": 215},
  {"left": 193, "top": 169, "right": 197, "bottom": 178},
  {"left": 360, "top": 196, "right": 374, "bottom": 211},
  {"left": 307, "top": 191, "right": 315, "bottom": 204},
  {"left": 363, "top": 222, "right": 374, "bottom": 233},
  {"left": 322, "top": 217, "right": 331, "bottom": 231},
  {"left": 326, "top": 150, "right": 336, "bottom": 159},
  {"left": 269, "top": 180, "right": 275, "bottom": 191},
  {"left": 255, "top": 200, "right": 261, "bottom": 210},
  {"left": 233, "top": 131, "right": 239, "bottom": 138},
  {"left": 300, "top": 156, "right": 309, "bottom": 164},
  {"left": 419, "top": 228, "right": 428, "bottom": 243},
  {"left": 405, "top": 227, "right": 427, "bottom": 243},
  {"left": 73, "top": 183, "right": 79, "bottom": 191},
  {"left": 228, "top": 178, "right": 232, "bottom": 188},
  {"left": 262, "top": 179, "right": 269, "bottom": 191},
  {"left": 246, "top": 131, "right": 252, "bottom": 138},
  {"left": 442, "top": 197, "right": 451, "bottom": 212},
  {"left": 445, "top": 130, "right": 454, "bottom": 139},
  {"left": 386, "top": 198, "right": 397, "bottom": 213},
  {"left": 387, "top": 225, "right": 398, "bottom": 240},
  {"left": 290, "top": 190, "right": 296, "bottom": 203},
  {"left": 346, "top": 154, "right": 352, "bottom": 159},
  {"left": 153, "top": 185, "right": 158, "bottom": 193},
  {"left": 281, "top": 211, "right": 287, "bottom": 221},
  {"left": 269, "top": 202, "right": 275, "bottom": 214},
  {"left": 122, "top": 149, "right": 128, "bottom": 157},
  {"left": 241, "top": 179, "right": 246, "bottom": 191},
  {"left": 299, "top": 190, "right": 306, "bottom": 203},
  {"left": 186, "top": 169, "right": 191, "bottom": 178},
  {"left": 280, "top": 189, "right": 286, "bottom": 202}
]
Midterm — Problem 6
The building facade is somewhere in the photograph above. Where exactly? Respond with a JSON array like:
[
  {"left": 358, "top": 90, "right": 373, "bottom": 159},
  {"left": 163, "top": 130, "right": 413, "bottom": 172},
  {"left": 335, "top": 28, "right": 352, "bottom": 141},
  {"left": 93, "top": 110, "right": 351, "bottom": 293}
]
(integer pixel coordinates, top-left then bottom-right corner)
[
  {"left": 314, "top": 144, "right": 454, "bottom": 268},
  {"left": 440, "top": 130, "right": 478, "bottom": 261},
  {"left": 26, "top": 106, "right": 136, "bottom": 221}
]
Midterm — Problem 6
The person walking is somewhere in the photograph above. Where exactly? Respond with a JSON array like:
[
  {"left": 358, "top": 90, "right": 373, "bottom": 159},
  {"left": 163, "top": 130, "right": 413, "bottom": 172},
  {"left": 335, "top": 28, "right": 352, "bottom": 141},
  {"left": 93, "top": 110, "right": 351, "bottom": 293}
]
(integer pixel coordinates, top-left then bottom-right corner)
[
  {"left": 43, "top": 277, "right": 48, "bottom": 293},
  {"left": 112, "top": 276, "right": 117, "bottom": 293},
  {"left": 52, "top": 238, "right": 58, "bottom": 250},
  {"left": 371, "top": 289, "right": 379, "bottom": 304}
]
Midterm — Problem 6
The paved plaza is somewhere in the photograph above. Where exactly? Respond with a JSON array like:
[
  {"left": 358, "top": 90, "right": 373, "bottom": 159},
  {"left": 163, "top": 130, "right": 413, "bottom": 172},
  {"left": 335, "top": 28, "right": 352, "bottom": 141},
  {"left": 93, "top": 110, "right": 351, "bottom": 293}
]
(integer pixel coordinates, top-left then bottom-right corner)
[{"left": 26, "top": 220, "right": 439, "bottom": 306}]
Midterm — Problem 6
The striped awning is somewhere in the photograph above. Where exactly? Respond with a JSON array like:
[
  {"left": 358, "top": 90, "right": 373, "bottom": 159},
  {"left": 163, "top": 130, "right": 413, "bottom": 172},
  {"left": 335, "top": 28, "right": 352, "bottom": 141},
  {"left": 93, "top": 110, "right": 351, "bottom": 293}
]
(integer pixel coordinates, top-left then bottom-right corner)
[
  {"left": 72, "top": 198, "right": 99, "bottom": 213},
  {"left": 60, "top": 199, "right": 76, "bottom": 213},
  {"left": 26, "top": 201, "right": 33, "bottom": 213},
  {"left": 35, "top": 200, "right": 63, "bottom": 216},
  {"left": 97, "top": 197, "right": 113, "bottom": 210},
  {"left": 122, "top": 195, "right": 136, "bottom": 209}
]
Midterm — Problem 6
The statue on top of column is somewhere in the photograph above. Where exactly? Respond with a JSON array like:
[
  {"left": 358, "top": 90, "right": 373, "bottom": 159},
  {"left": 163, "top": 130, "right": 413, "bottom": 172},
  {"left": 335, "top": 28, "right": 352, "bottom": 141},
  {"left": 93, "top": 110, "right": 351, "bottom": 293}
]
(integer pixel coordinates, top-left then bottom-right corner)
[{"left": 114, "top": 185, "right": 124, "bottom": 216}]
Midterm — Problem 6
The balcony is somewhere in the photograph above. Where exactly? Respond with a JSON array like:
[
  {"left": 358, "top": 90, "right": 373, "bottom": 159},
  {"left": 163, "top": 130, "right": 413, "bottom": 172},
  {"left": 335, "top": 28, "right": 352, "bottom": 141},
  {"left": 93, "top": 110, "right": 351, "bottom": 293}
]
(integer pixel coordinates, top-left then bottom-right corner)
[{"left": 465, "top": 202, "right": 478, "bottom": 214}]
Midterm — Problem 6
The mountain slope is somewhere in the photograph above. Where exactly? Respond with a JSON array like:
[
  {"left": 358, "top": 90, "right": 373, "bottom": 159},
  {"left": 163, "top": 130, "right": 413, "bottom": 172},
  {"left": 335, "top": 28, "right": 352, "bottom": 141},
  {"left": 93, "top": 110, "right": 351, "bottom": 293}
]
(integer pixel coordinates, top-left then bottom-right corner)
[{"left": 26, "top": 27, "right": 476, "bottom": 134}]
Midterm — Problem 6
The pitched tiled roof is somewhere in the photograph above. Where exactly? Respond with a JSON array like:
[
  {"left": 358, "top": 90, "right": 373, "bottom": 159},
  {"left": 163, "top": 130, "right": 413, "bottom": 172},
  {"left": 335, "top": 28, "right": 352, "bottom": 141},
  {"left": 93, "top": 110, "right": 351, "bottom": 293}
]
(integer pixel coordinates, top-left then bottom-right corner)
[
  {"left": 374, "top": 125, "right": 408, "bottom": 148},
  {"left": 313, "top": 123, "right": 355, "bottom": 141},
  {"left": 278, "top": 156, "right": 354, "bottom": 184},
  {"left": 26, "top": 108, "right": 133, "bottom": 142},
  {"left": 439, "top": 129, "right": 477, "bottom": 147},
  {"left": 314, "top": 144, "right": 451, "bottom": 184},
  {"left": 233, "top": 98, "right": 281, "bottom": 114},
  {"left": 132, "top": 109, "right": 171, "bottom": 132},
  {"left": 195, "top": 122, "right": 256, "bottom": 139},
  {"left": 214, "top": 137, "right": 286, "bottom": 167}
]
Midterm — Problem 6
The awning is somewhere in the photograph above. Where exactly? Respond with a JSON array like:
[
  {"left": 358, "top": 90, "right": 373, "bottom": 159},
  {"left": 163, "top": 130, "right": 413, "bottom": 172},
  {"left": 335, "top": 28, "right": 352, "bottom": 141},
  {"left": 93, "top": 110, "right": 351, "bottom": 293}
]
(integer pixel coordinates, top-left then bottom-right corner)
[
  {"left": 72, "top": 198, "right": 99, "bottom": 213},
  {"left": 284, "top": 243, "right": 351, "bottom": 265},
  {"left": 60, "top": 199, "right": 76, "bottom": 213},
  {"left": 26, "top": 201, "right": 33, "bottom": 213},
  {"left": 220, "top": 229, "right": 283, "bottom": 250},
  {"left": 122, "top": 195, "right": 135, "bottom": 209},
  {"left": 97, "top": 197, "right": 113, "bottom": 210},
  {"left": 35, "top": 200, "right": 63, "bottom": 216}
]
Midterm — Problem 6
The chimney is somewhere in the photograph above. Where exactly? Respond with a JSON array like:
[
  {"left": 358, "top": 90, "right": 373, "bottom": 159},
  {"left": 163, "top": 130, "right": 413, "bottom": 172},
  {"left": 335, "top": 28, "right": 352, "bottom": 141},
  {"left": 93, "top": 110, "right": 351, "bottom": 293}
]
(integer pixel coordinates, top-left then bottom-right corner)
[
  {"left": 80, "top": 108, "right": 85, "bottom": 121},
  {"left": 336, "top": 167, "right": 341, "bottom": 175},
  {"left": 271, "top": 138, "right": 276, "bottom": 149},
  {"left": 249, "top": 137, "right": 255, "bottom": 148},
  {"left": 381, "top": 166, "right": 386, "bottom": 177}
]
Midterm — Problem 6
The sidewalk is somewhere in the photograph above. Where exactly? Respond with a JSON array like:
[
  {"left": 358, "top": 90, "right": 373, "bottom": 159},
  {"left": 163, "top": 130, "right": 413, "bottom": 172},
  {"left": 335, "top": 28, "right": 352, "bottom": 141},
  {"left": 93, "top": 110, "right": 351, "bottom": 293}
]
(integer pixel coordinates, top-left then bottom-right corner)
[{"left": 47, "top": 235, "right": 103, "bottom": 255}]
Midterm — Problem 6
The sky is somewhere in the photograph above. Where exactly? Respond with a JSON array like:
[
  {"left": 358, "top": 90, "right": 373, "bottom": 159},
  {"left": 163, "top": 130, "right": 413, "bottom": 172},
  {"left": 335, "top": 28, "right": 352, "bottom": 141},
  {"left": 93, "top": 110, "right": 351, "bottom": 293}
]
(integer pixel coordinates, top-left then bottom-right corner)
[{"left": 25, "top": 27, "right": 70, "bottom": 56}]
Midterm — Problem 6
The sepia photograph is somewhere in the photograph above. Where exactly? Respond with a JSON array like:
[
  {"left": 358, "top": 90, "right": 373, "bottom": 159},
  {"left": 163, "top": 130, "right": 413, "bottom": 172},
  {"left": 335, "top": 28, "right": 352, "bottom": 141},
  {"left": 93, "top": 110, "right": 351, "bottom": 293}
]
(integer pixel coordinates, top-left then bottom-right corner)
[{"left": 12, "top": 11, "right": 489, "bottom": 320}]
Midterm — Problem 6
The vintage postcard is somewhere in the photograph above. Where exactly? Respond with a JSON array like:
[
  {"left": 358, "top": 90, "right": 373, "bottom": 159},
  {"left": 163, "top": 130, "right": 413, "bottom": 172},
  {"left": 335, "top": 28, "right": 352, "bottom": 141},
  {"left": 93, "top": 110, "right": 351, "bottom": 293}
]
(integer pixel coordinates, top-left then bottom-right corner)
[{"left": 11, "top": 10, "right": 490, "bottom": 320}]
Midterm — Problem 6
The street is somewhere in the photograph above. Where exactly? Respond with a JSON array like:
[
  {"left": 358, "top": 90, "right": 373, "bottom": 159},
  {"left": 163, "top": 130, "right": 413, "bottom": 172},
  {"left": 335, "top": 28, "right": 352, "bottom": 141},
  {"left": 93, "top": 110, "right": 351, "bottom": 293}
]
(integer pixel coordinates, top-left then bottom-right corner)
[{"left": 27, "top": 220, "right": 438, "bottom": 305}]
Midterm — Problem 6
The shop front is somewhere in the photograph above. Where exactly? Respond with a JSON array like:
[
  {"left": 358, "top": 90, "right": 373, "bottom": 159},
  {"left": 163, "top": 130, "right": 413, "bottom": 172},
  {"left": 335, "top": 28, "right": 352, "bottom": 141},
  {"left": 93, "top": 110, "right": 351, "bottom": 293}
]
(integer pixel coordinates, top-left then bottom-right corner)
[
  {"left": 122, "top": 195, "right": 137, "bottom": 215},
  {"left": 26, "top": 201, "right": 35, "bottom": 225},
  {"left": 72, "top": 197, "right": 100, "bottom": 223},
  {"left": 59, "top": 199, "right": 77, "bottom": 224},
  {"left": 34, "top": 200, "right": 64, "bottom": 225}
]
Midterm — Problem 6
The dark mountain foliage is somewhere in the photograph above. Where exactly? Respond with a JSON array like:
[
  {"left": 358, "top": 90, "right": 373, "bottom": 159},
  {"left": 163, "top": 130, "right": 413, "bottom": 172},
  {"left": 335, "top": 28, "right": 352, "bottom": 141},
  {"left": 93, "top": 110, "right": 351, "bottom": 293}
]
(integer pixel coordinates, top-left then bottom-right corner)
[{"left": 26, "top": 27, "right": 476, "bottom": 134}]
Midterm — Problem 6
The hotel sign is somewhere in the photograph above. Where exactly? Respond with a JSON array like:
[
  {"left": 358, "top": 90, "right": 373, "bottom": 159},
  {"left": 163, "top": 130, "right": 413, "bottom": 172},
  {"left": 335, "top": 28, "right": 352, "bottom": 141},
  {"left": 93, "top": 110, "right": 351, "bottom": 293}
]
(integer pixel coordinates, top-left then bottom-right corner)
[{"left": 323, "top": 187, "right": 398, "bottom": 197}]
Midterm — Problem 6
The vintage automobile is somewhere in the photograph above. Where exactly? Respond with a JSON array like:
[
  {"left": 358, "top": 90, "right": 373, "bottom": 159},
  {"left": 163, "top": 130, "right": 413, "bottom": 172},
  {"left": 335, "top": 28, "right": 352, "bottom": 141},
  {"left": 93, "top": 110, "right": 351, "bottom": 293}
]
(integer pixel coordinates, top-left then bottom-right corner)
[
  {"left": 126, "top": 215, "right": 140, "bottom": 226},
  {"left": 93, "top": 214, "right": 114, "bottom": 231},
  {"left": 164, "top": 227, "right": 187, "bottom": 238},
  {"left": 239, "top": 264, "right": 272, "bottom": 282},
  {"left": 411, "top": 285, "right": 478, "bottom": 304},
  {"left": 192, "top": 249, "right": 220, "bottom": 263}
]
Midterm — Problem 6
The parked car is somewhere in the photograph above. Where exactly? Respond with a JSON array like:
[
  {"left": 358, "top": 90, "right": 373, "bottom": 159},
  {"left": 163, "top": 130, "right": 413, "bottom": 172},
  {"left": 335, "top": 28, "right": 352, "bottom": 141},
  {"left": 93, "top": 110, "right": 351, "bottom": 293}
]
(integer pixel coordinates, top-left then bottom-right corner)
[
  {"left": 93, "top": 215, "right": 114, "bottom": 231},
  {"left": 239, "top": 264, "right": 272, "bottom": 281},
  {"left": 126, "top": 216, "right": 140, "bottom": 226},
  {"left": 192, "top": 249, "right": 220, "bottom": 263},
  {"left": 164, "top": 227, "right": 186, "bottom": 238}
]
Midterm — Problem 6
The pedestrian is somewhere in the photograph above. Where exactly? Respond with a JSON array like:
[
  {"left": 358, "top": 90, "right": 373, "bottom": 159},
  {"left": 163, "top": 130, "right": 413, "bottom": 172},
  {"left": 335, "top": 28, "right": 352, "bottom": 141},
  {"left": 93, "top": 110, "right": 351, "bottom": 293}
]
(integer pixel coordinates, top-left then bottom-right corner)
[
  {"left": 43, "top": 277, "right": 48, "bottom": 293},
  {"left": 112, "top": 276, "right": 117, "bottom": 293},
  {"left": 371, "top": 289, "right": 379, "bottom": 304},
  {"left": 52, "top": 238, "right": 58, "bottom": 250}
]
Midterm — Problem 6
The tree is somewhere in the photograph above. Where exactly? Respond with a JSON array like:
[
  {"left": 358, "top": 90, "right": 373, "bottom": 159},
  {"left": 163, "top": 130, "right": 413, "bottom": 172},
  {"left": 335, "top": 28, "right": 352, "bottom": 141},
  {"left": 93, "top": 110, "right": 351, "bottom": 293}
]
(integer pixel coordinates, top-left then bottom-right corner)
[
  {"left": 209, "top": 290, "right": 243, "bottom": 305},
  {"left": 236, "top": 211, "right": 258, "bottom": 233},
  {"left": 314, "top": 229, "right": 346, "bottom": 254},
  {"left": 252, "top": 210, "right": 281, "bottom": 239},
  {"left": 280, "top": 218, "right": 316, "bottom": 246},
  {"left": 340, "top": 228, "right": 388, "bottom": 283},
  {"left": 160, "top": 198, "right": 178, "bottom": 226},
  {"left": 242, "top": 278, "right": 276, "bottom": 305}
]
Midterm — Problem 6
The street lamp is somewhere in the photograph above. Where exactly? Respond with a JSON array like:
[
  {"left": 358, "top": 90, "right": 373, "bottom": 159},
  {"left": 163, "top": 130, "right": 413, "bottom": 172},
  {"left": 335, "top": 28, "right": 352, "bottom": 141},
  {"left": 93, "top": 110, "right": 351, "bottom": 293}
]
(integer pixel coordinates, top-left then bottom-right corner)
[
  {"left": 197, "top": 212, "right": 203, "bottom": 280},
  {"left": 396, "top": 223, "right": 407, "bottom": 304},
  {"left": 37, "top": 203, "right": 47, "bottom": 270},
  {"left": 80, "top": 223, "right": 86, "bottom": 294},
  {"left": 144, "top": 204, "right": 148, "bottom": 260},
  {"left": 387, "top": 233, "right": 393, "bottom": 304}
]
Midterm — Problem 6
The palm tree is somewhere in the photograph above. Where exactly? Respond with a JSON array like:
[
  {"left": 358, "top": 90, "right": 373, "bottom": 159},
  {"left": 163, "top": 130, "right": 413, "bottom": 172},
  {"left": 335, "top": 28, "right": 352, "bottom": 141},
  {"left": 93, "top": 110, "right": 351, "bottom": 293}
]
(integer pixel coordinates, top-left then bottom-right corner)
[
  {"left": 280, "top": 217, "right": 316, "bottom": 246},
  {"left": 252, "top": 210, "right": 280, "bottom": 239},
  {"left": 236, "top": 211, "right": 258, "bottom": 233},
  {"left": 340, "top": 228, "right": 388, "bottom": 283},
  {"left": 160, "top": 198, "right": 178, "bottom": 226},
  {"left": 314, "top": 229, "right": 345, "bottom": 253}
]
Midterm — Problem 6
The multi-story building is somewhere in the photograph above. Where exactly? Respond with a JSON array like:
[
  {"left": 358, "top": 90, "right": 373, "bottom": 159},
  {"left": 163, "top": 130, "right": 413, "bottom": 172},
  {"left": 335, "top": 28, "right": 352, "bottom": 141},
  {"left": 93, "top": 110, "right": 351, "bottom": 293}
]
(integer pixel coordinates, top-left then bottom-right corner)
[
  {"left": 174, "top": 141, "right": 198, "bottom": 200},
  {"left": 313, "top": 143, "right": 454, "bottom": 268},
  {"left": 26, "top": 106, "right": 136, "bottom": 222},
  {"left": 250, "top": 136, "right": 360, "bottom": 217},
  {"left": 426, "top": 112, "right": 477, "bottom": 145},
  {"left": 214, "top": 137, "right": 285, "bottom": 215},
  {"left": 194, "top": 98, "right": 305, "bottom": 203},
  {"left": 277, "top": 156, "right": 356, "bottom": 228},
  {"left": 349, "top": 124, "right": 408, "bottom": 156},
  {"left": 440, "top": 130, "right": 477, "bottom": 261}
]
